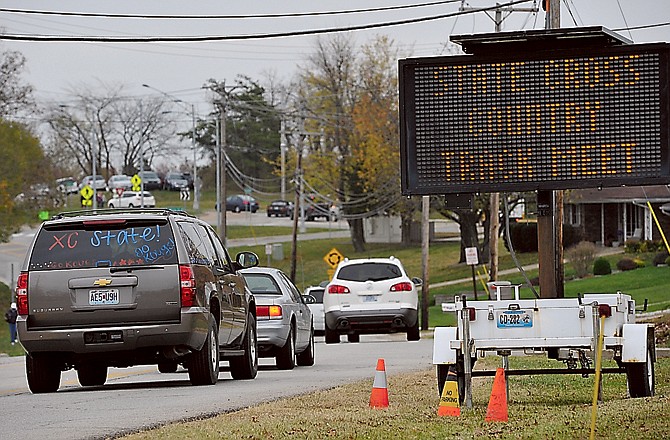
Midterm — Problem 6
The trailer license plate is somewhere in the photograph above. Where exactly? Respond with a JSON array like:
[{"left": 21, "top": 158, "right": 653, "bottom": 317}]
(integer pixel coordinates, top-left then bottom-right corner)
[
  {"left": 496, "top": 310, "right": 532, "bottom": 328},
  {"left": 89, "top": 289, "right": 120, "bottom": 305}
]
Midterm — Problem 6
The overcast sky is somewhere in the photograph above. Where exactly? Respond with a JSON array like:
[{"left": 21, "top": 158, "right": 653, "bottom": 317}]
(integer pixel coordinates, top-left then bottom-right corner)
[{"left": 1, "top": 0, "right": 669, "bottom": 114}]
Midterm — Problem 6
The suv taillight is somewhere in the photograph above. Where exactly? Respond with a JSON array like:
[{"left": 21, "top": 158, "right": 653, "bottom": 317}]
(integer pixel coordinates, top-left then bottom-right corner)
[
  {"left": 390, "top": 282, "right": 412, "bottom": 292},
  {"left": 257, "top": 305, "right": 282, "bottom": 319},
  {"left": 328, "top": 284, "right": 350, "bottom": 294},
  {"left": 179, "top": 265, "right": 196, "bottom": 307},
  {"left": 16, "top": 272, "right": 28, "bottom": 315}
]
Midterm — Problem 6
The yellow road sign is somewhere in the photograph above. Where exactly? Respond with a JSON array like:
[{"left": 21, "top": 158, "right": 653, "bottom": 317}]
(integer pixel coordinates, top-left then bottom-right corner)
[
  {"left": 131, "top": 174, "right": 142, "bottom": 186},
  {"left": 323, "top": 248, "right": 344, "bottom": 269},
  {"left": 80, "top": 185, "right": 93, "bottom": 200}
]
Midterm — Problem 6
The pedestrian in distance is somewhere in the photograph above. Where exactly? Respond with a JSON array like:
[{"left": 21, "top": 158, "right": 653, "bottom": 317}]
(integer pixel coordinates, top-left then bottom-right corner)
[{"left": 4, "top": 302, "right": 18, "bottom": 345}]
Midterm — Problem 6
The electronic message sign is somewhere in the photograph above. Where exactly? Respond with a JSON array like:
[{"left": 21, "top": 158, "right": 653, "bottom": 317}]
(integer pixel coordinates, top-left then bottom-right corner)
[{"left": 399, "top": 39, "right": 670, "bottom": 195}]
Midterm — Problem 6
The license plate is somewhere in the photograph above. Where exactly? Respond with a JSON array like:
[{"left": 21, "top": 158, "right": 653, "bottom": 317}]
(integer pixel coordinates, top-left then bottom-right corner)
[
  {"left": 89, "top": 289, "right": 120, "bottom": 305},
  {"left": 496, "top": 310, "right": 532, "bottom": 328},
  {"left": 362, "top": 295, "right": 378, "bottom": 303}
]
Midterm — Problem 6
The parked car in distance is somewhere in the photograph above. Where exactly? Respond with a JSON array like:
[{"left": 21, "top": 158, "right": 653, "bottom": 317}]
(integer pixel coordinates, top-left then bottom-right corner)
[
  {"left": 220, "top": 195, "right": 259, "bottom": 213},
  {"left": 107, "top": 191, "right": 156, "bottom": 208},
  {"left": 106, "top": 174, "right": 132, "bottom": 192},
  {"left": 267, "top": 200, "right": 294, "bottom": 218},
  {"left": 137, "top": 170, "right": 162, "bottom": 190},
  {"left": 16, "top": 208, "right": 260, "bottom": 393},
  {"left": 241, "top": 267, "right": 315, "bottom": 369},
  {"left": 304, "top": 201, "right": 337, "bottom": 221},
  {"left": 303, "top": 283, "right": 326, "bottom": 336},
  {"left": 163, "top": 171, "right": 189, "bottom": 191},
  {"left": 56, "top": 177, "right": 78, "bottom": 194},
  {"left": 323, "top": 256, "right": 421, "bottom": 344},
  {"left": 80, "top": 175, "right": 107, "bottom": 191}
]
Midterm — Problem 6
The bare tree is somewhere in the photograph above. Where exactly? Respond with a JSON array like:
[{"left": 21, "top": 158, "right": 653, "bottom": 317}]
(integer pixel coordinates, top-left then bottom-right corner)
[
  {"left": 0, "top": 48, "right": 34, "bottom": 117},
  {"left": 45, "top": 83, "right": 173, "bottom": 177}
]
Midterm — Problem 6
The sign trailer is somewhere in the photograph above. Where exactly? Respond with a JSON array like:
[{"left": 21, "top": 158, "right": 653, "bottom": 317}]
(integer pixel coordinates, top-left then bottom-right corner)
[{"left": 398, "top": 27, "right": 661, "bottom": 407}]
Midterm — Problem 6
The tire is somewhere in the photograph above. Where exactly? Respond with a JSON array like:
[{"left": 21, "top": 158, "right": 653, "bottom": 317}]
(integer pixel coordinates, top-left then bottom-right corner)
[
  {"left": 108, "top": 203, "right": 115, "bottom": 208},
  {"left": 158, "top": 360, "right": 178, "bottom": 373},
  {"left": 407, "top": 321, "right": 421, "bottom": 341},
  {"left": 26, "top": 353, "right": 61, "bottom": 394},
  {"left": 128, "top": 203, "right": 134, "bottom": 208},
  {"left": 325, "top": 326, "right": 340, "bottom": 344},
  {"left": 296, "top": 327, "right": 315, "bottom": 367},
  {"left": 188, "top": 316, "right": 220, "bottom": 386},
  {"left": 276, "top": 326, "right": 296, "bottom": 370},
  {"left": 234, "top": 206, "right": 241, "bottom": 213},
  {"left": 77, "top": 364, "right": 108, "bottom": 386},
  {"left": 626, "top": 345, "right": 655, "bottom": 398},
  {"left": 230, "top": 313, "right": 259, "bottom": 380},
  {"left": 347, "top": 333, "right": 360, "bottom": 343}
]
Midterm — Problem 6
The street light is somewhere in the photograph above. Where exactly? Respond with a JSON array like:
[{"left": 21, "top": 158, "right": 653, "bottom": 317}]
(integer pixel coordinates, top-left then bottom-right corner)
[{"left": 142, "top": 84, "right": 199, "bottom": 210}]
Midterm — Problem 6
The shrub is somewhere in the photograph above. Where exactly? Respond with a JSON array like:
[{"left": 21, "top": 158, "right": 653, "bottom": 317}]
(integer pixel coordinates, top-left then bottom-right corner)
[
  {"left": 592, "top": 257, "right": 612, "bottom": 275},
  {"left": 566, "top": 241, "right": 597, "bottom": 278},
  {"left": 666, "top": 255, "right": 670, "bottom": 266},
  {"left": 617, "top": 258, "right": 638, "bottom": 271},
  {"left": 634, "top": 258, "right": 646, "bottom": 268},
  {"left": 625, "top": 240, "right": 640, "bottom": 254},
  {"left": 653, "top": 251, "right": 669, "bottom": 266}
]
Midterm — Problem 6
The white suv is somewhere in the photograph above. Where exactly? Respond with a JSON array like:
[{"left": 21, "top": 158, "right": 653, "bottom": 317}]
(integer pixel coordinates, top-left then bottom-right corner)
[{"left": 323, "top": 257, "right": 421, "bottom": 343}]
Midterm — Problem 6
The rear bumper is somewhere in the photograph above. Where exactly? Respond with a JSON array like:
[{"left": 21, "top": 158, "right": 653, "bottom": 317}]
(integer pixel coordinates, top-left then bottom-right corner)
[
  {"left": 256, "top": 319, "right": 289, "bottom": 350},
  {"left": 17, "top": 309, "right": 209, "bottom": 355},
  {"left": 325, "top": 308, "right": 417, "bottom": 334}
]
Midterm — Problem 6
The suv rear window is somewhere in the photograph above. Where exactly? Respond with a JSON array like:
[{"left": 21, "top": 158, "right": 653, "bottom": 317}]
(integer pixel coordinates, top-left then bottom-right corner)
[
  {"left": 28, "top": 220, "right": 178, "bottom": 270},
  {"left": 337, "top": 263, "right": 402, "bottom": 282}
]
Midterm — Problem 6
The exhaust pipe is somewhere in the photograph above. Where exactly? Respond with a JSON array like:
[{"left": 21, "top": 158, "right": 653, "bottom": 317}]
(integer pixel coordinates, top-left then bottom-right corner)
[
  {"left": 393, "top": 317, "right": 404, "bottom": 327},
  {"left": 339, "top": 319, "right": 350, "bottom": 328}
]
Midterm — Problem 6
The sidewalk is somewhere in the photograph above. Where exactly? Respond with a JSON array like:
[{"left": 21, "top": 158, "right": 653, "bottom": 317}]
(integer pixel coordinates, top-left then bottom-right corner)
[{"left": 429, "top": 245, "right": 625, "bottom": 290}]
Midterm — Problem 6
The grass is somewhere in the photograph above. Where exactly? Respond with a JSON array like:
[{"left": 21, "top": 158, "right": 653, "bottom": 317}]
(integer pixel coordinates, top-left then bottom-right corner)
[{"left": 120, "top": 355, "right": 670, "bottom": 439}]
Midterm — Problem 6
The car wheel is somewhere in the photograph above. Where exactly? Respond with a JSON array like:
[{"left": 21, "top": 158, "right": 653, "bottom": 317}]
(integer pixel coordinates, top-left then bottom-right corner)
[
  {"left": 157, "top": 360, "right": 178, "bottom": 373},
  {"left": 234, "top": 206, "right": 241, "bottom": 213},
  {"left": 407, "top": 321, "right": 421, "bottom": 341},
  {"left": 108, "top": 203, "right": 115, "bottom": 208},
  {"left": 128, "top": 203, "right": 134, "bottom": 208},
  {"left": 325, "top": 326, "right": 340, "bottom": 344},
  {"left": 276, "top": 326, "right": 296, "bottom": 370},
  {"left": 347, "top": 333, "right": 360, "bottom": 343},
  {"left": 230, "top": 313, "right": 259, "bottom": 380},
  {"left": 188, "top": 315, "right": 219, "bottom": 385},
  {"left": 26, "top": 353, "right": 61, "bottom": 393},
  {"left": 77, "top": 364, "right": 108, "bottom": 386},
  {"left": 296, "top": 326, "right": 315, "bottom": 367}
]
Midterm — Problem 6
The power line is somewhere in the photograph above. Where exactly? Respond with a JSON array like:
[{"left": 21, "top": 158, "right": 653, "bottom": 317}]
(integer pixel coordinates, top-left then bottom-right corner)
[
  {"left": 0, "top": 1, "right": 463, "bottom": 20},
  {"left": 0, "top": 1, "right": 534, "bottom": 42}
]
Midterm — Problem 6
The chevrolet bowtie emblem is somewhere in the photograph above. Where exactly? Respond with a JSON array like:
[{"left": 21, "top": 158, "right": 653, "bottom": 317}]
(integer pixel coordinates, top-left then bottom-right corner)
[{"left": 93, "top": 278, "right": 112, "bottom": 287}]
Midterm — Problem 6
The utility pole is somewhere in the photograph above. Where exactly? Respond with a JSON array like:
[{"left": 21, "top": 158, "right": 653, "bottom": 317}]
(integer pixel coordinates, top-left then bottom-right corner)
[
  {"left": 280, "top": 119, "right": 287, "bottom": 201},
  {"left": 459, "top": 0, "right": 538, "bottom": 285},
  {"left": 537, "top": 0, "right": 563, "bottom": 298},
  {"left": 421, "top": 196, "right": 430, "bottom": 330}
]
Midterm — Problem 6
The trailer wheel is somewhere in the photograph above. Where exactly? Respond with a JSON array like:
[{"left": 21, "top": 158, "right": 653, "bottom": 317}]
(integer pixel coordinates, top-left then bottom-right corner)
[
  {"left": 436, "top": 357, "right": 474, "bottom": 405},
  {"left": 626, "top": 345, "right": 655, "bottom": 398}
]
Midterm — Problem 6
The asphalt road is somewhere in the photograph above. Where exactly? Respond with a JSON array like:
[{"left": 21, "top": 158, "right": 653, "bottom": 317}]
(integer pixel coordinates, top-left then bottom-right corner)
[{"left": 0, "top": 334, "right": 433, "bottom": 440}]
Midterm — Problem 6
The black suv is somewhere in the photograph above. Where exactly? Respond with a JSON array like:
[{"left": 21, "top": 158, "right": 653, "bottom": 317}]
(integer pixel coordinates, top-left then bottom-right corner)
[{"left": 16, "top": 208, "right": 260, "bottom": 393}]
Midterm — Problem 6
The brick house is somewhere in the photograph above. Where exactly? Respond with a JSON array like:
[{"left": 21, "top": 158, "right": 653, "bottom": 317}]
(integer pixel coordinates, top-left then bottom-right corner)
[{"left": 564, "top": 185, "right": 670, "bottom": 246}]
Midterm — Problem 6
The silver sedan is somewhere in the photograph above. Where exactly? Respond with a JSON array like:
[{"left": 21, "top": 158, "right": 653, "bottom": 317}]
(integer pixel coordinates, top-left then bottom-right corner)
[{"left": 241, "top": 267, "right": 314, "bottom": 370}]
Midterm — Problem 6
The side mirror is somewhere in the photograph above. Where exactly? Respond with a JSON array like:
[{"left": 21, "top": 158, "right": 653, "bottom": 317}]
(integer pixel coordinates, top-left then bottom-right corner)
[
  {"left": 301, "top": 294, "right": 316, "bottom": 304},
  {"left": 236, "top": 251, "right": 259, "bottom": 269},
  {"left": 411, "top": 277, "right": 423, "bottom": 286}
]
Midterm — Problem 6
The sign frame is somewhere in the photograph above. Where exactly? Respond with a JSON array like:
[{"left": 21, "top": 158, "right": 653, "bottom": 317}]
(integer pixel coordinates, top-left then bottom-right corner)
[{"left": 399, "top": 38, "right": 670, "bottom": 195}]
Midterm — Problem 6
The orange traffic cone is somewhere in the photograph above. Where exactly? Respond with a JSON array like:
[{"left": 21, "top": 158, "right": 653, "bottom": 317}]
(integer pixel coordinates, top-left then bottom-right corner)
[
  {"left": 369, "top": 358, "right": 389, "bottom": 409},
  {"left": 437, "top": 365, "right": 460, "bottom": 416},
  {"left": 485, "top": 368, "right": 508, "bottom": 422}
]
